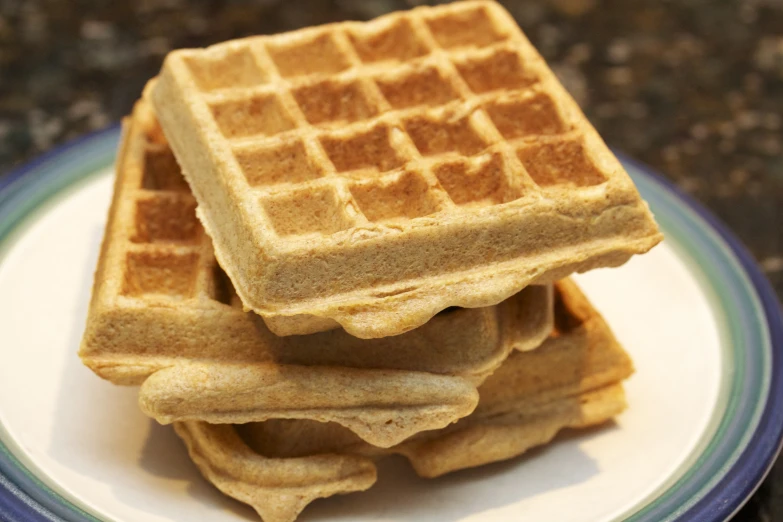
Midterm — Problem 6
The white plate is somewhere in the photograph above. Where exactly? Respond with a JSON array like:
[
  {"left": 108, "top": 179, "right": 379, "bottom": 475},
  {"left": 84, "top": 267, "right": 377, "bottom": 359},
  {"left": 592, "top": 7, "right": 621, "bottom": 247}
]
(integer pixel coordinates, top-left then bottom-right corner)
[{"left": 0, "top": 129, "right": 781, "bottom": 522}]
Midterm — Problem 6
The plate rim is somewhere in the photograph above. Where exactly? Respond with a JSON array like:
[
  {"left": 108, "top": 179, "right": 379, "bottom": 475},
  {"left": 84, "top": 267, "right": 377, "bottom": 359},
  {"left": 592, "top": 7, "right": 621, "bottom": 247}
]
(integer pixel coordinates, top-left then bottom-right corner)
[
  {"left": 619, "top": 154, "right": 783, "bottom": 521},
  {"left": 0, "top": 127, "right": 781, "bottom": 522}
]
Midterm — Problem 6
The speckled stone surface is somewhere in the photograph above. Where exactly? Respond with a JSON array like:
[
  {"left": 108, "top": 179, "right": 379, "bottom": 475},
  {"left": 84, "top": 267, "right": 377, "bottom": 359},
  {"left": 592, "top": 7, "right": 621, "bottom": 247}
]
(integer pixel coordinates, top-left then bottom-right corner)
[{"left": 0, "top": 0, "right": 781, "bottom": 519}]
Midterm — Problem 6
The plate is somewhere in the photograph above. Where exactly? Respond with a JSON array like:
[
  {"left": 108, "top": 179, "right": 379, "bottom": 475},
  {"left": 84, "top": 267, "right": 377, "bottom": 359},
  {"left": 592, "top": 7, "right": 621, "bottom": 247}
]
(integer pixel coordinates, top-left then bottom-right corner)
[{"left": 0, "top": 127, "right": 781, "bottom": 522}]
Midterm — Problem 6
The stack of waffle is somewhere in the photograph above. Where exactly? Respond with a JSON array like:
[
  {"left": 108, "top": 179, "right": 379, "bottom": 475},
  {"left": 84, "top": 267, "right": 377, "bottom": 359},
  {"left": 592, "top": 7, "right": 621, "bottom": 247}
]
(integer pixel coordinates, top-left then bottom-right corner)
[{"left": 80, "top": 2, "right": 661, "bottom": 521}]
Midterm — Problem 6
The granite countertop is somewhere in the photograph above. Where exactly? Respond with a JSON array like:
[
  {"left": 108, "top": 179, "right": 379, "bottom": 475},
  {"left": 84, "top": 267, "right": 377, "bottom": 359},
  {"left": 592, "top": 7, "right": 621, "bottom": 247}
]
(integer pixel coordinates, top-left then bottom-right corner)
[{"left": 1, "top": 0, "right": 782, "bottom": 519}]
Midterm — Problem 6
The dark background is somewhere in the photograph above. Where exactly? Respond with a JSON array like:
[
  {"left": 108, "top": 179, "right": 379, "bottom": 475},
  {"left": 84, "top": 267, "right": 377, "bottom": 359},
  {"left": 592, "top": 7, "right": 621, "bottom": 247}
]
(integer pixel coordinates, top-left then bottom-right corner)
[{"left": 1, "top": 0, "right": 782, "bottom": 519}]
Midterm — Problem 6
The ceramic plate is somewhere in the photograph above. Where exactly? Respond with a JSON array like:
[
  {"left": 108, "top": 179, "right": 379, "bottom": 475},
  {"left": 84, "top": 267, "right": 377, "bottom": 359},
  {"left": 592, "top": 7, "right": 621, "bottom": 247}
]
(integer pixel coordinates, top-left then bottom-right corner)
[{"left": 0, "top": 128, "right": 781, "bottom": 522}]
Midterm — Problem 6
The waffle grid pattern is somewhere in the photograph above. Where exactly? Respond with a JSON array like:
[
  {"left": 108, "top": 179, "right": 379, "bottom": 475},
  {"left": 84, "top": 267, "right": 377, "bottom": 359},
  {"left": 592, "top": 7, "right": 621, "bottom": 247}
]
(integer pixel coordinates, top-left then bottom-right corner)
[
  {"left": 100, "top": 105, "right": 557, "bottom": 351},
  {"left": 168, "top": 1, "right": 606, "bottom": 240},
  {"left": 118, "top": 118, "right": 238, "bottom": 304}
]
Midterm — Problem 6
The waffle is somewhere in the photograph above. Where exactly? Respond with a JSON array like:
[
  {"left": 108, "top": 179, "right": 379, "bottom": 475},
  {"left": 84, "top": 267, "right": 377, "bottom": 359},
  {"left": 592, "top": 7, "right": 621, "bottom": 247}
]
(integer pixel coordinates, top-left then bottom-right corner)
[
  {"left": 79, "top": 103, "right": 554, "bottom": 447},
  {"left": 175, "top": 279, "right": 633, "bottom": 522},
  {"left": 150, "top": 0, "right": 662, "bottom": 339},
  {"left": 136, "top": 281, "right": 552, "bottom": 447}
]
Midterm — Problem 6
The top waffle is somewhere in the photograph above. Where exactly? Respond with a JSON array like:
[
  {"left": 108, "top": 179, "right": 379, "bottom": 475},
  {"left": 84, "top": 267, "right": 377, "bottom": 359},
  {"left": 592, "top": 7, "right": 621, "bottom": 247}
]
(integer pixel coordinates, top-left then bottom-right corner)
[
  {"left": 152, "top": 0, "right": 662, "bottom": 338},
  {"left": 80, "top": 98, "right": 555, "bottom": 448}
]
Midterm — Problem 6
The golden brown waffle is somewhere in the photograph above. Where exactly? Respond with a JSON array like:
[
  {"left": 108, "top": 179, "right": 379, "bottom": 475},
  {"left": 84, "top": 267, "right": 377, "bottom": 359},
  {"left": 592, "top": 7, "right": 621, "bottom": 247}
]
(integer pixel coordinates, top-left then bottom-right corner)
[
  {"left": 151, "top": 0, "right": 662, "bottom": 339},
  {"left": 79, "top": 101, "right": 553, "bottom": 447},
  {"left": 175, "top": 279, "right": 633, "bottom": 522},
  {"left": 173, "top": 422, "right": 377, "bottom": 522}
]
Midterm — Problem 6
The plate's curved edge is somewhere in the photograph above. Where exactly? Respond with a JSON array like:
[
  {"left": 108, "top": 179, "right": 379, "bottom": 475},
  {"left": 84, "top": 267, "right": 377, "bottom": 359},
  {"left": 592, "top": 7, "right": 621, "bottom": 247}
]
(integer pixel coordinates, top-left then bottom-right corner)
[
  {"left": 0, "top": 124, "right": 120, "bottom": 194},
  {"left": 615, "top": 152, "right": 783, "bottom": 522},
  {"left": 0, "top": 128, "right": 119, "bottom": 522},
  {"left": 0, "top": 470, "right": 68, "bottom": 522},
  {"left": 0, "top": 133, "right": 780, "bottom": 522}
]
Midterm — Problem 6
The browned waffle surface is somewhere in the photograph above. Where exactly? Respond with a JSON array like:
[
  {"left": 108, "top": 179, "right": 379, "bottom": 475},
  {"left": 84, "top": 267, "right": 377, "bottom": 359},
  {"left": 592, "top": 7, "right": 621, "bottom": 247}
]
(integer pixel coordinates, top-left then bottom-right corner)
[
  {"left": 174, "top": 279, "right": 633, "bottom": 522},
  {"left": 151, "top": 0, "right": 662, "bottom": 338},
  {"left": 173, "top": 421, "right": 376, "bottom": 522},
  {"left": 79, "top": 99, "right": 554, "bottom": 448}
]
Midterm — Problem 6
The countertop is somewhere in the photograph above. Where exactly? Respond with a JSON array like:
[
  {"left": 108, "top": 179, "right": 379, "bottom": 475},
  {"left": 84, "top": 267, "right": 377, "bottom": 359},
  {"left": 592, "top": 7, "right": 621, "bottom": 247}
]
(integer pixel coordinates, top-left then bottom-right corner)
[{"left": 1, "top": 0, "right": 781, "bottom": 519}]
